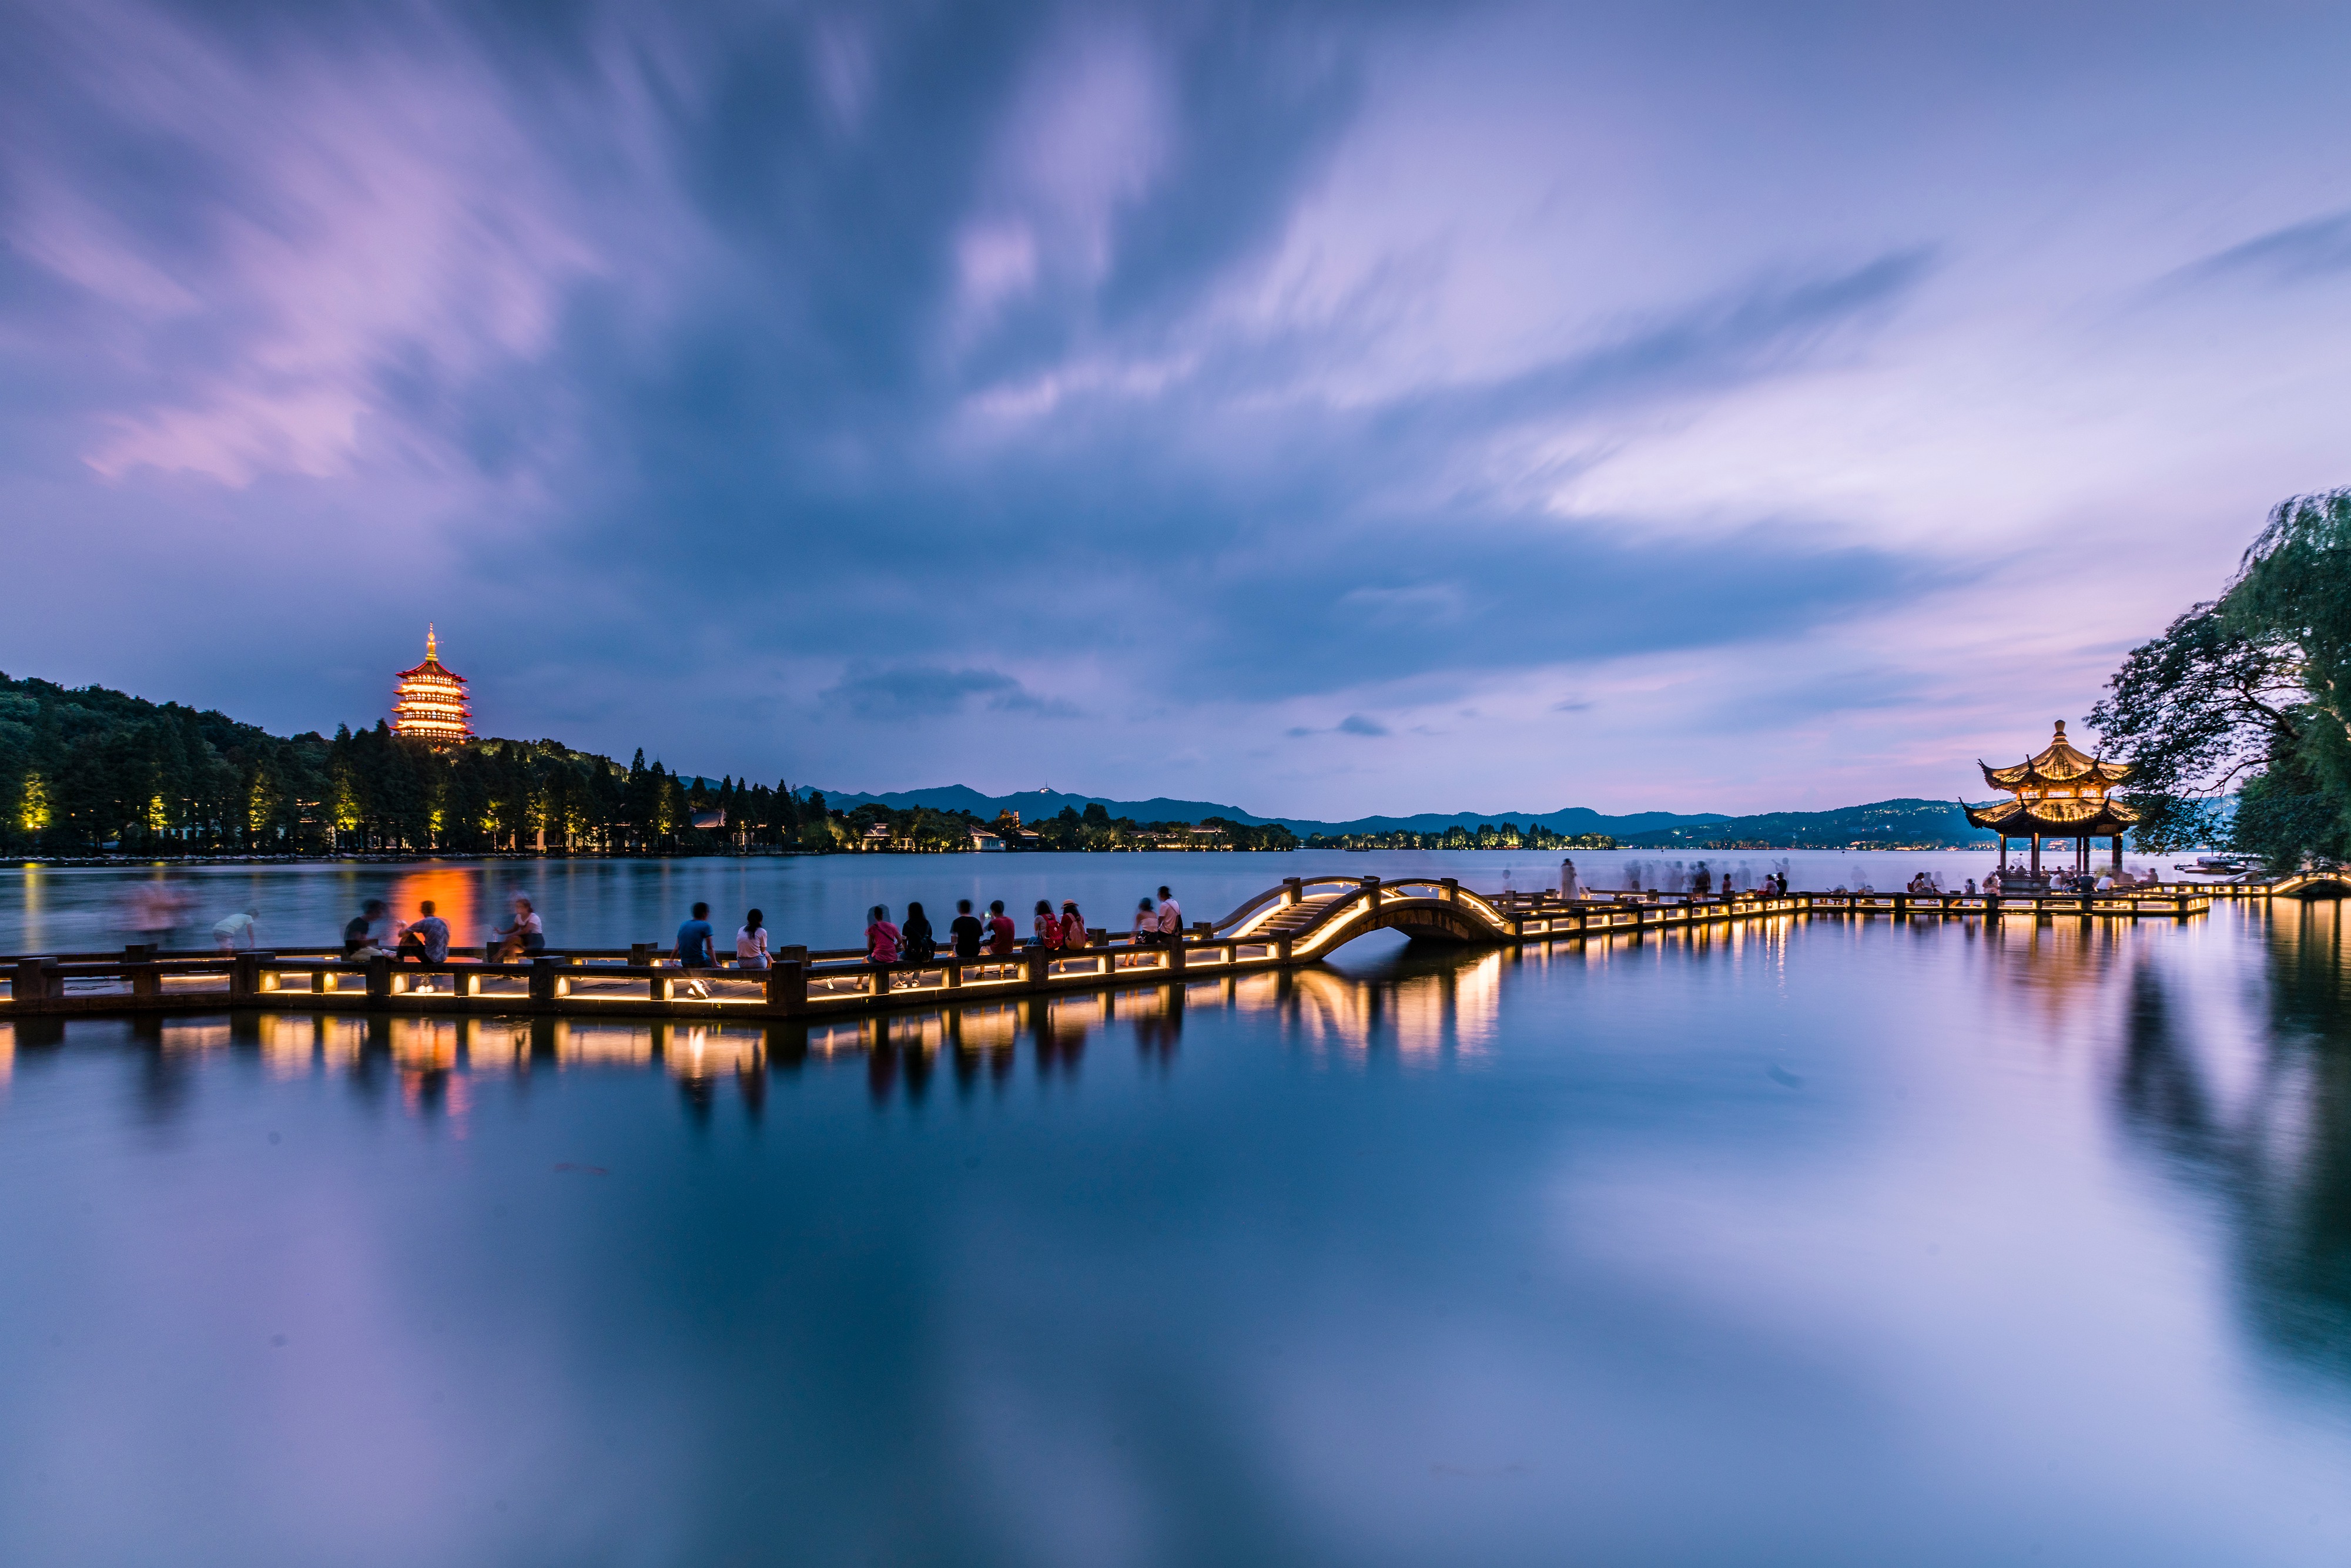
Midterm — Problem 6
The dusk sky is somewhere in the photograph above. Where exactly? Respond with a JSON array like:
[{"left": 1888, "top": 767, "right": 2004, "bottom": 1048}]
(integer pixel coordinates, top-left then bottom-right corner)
[{"left": 4, "top": 1, "right": 2347, "bottom": 817}]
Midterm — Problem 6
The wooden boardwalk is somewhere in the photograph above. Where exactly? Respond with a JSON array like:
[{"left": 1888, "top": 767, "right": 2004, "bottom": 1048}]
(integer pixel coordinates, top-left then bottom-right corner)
[{"left": 2, "top": 874, "right": 2220, "bottom": 1025}]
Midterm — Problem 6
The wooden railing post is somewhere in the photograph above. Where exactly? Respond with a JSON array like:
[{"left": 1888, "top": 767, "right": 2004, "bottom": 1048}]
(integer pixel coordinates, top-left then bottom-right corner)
[
  {"left": 766, "top": 961, "right": 806, "bottom": 1013},
  {"left": 12, "top": 957, "right": 59, "bottom": 1013},
  {"left": 231, "top": 951, "right": 271, "bottom": 1003},
  {"left": 528, "top": 958, "right": 559, "bottom": 1004},
  {"left": 1282, "top": 877, "right": 1302, "bottom": 906},
  {"left": 1441, "top": 877, "right": 1458, "bottom": 902},
  {"left": 366, "top": 955, "right": 393, "bottom": 1004}
]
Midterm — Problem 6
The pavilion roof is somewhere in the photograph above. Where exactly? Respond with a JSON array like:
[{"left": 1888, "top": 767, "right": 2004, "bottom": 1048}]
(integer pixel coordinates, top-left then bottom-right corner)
[
  {"left": 1964, "top": 795, "right": 2140, "bottom": 835},
  {"left": 1978, "top": 720, "right": 2129, "bottom": 791}
]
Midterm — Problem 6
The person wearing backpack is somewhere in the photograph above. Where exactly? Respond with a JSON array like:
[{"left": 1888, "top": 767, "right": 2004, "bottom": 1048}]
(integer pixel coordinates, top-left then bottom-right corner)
[
  {"left": 1032, "top": 899, "right": 1062, "bottom": 949},
  {"left": 1059, "top": 899, "right": 1086, "bottom": 951}
]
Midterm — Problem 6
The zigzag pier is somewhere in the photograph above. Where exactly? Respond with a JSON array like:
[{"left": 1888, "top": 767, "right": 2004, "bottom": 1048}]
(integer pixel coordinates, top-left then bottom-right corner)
[{"left": 1, "top": 874, "right": 2233, "bottom": 1027}]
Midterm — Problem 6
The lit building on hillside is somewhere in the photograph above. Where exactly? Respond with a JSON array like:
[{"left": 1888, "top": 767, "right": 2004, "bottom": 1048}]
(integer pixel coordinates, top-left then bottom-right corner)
[{"left": 391, "top": 626, "right": 474, "bottom": 745}]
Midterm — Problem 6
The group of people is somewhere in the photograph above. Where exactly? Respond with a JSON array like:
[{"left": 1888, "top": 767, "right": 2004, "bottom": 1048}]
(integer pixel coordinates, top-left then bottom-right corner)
[
  {"left": 862, "top": 886, "right": 1184, "bottom": 967},
  {"left": 339, "top": 894, "right": 542, "bottom": 964}
]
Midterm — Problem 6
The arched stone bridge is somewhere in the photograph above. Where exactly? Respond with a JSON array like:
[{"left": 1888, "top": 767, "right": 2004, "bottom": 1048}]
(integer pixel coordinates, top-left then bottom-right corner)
[{"left": 1207, "top": 875, "right": 1518, "bottom": 954}]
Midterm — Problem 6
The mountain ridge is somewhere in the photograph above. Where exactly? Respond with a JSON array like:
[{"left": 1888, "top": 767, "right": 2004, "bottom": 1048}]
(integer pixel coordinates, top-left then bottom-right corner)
[{"left": 798, "top": 785, "right": 2004, "bottom": 847}]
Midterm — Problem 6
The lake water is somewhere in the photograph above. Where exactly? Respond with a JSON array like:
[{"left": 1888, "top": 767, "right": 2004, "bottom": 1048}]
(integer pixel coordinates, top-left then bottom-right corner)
[
  {"left": 0, "top": 846, "right": 2165, "bottom": 954},
  {"left": 5, "top": 853, "right": 2349, "bottom": 1566}
]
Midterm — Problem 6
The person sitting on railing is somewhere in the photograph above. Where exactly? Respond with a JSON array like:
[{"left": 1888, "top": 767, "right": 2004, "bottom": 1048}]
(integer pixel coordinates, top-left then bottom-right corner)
[
  {"left": 344, "top": 899, "right": 394, "bottom": 960},
  {"left": 489, "top": 895, "right": 542, "bottom": 963},
  {"left": 675, "top": 901, "right": 719, "bottom": 999},
  {"left": 1692, "top": 863, "right": 1713, "bottom": 898},
  {"left": 1033, "top": 899, "right": 1063, "bottom": 949},
  {"left": 949, "top": 900, "right": 984, "bottom": 959},
  {"left": 866, "top": 904, "right": 902, "bottom": 970},
  {"left": 1059, "top": 899, "right": 1086, "bottom": 951},
  {"left": 987, "top": 900, "right": 1017, "bottom": 955},
  {"left": 399, "top": 901, "right": 450, "bottom": 965},
  {"left": 901, "top": 903, "right": 936, "bottom": 963},
  {"left": 1133, "top": 896, "right": 1160, "bottom": 946},
  {"left": 736, "top": 909, "right": 771, "bottom": 970},
  {"left": 1156, "top": 886, "right": 1183, "bottom": 944}
]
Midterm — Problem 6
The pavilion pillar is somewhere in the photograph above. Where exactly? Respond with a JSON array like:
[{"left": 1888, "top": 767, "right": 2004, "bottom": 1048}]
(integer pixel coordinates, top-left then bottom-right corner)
[
  {"left": 1998, "top": 835, "right": 2007, "bottom": 873},
  {"left": 2113, "top": 835, "right": 2124, "bottom": 870},
  {"left": 2030, "top": 835, "right": 2041, "bottom": 878}
]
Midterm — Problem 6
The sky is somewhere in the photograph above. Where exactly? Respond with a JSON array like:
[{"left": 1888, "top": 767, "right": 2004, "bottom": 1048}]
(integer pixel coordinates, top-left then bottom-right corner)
[{"left": 3, "top": 0, "right": 2347, "bottom": 817}]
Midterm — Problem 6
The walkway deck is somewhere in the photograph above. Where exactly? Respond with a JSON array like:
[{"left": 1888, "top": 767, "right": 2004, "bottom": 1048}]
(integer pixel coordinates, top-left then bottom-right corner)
[{"left": 1, "top": 875, "right": 2223, "bottom": 1024}]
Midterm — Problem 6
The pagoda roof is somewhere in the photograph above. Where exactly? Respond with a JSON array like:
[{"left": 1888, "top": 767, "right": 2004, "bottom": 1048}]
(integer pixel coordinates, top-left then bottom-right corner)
[
  {"left": 1965, "top": 795, "right": 2139, "bottom": 836},
  {"left": 395, "top": 626, "right": 466, "bottom": 684},
  {"left": 1978, "top": 720, "right": 2129, "bottom": 791}
]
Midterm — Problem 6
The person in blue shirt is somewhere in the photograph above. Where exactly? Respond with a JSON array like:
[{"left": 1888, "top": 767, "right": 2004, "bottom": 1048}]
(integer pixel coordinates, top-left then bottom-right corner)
[{"left": 673, "top": 901, "right": 718, "bottom": 999}]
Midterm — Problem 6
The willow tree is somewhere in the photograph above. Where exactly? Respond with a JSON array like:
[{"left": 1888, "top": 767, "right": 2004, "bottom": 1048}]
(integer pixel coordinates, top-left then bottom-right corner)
[{"left": 2094, "top": 488, "right": 2351, "bottom": 866}]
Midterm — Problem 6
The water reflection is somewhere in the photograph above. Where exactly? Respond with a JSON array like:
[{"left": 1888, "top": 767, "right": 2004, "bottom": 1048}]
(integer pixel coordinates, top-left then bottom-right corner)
[
  {"left": 15, "top": 910, "right": 2351, "bottom": 1564},
  {"left": 2108, "top": 900, "right": 2351, "bottom": 1381}
]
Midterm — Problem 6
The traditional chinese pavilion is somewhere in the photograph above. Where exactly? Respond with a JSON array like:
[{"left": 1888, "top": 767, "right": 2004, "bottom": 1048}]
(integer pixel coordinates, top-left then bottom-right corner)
[
  {"left": 391, "top": 626, "right": 473, "bottom": 745},
  {"left": 1965, "top": 720, "right": 2135, "bottom": 881}
]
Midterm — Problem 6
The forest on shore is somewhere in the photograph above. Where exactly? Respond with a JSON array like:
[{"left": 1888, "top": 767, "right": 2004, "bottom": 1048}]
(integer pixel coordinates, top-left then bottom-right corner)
[{"left": 0, "top": 678, "right": 1296, "bottom": 857}]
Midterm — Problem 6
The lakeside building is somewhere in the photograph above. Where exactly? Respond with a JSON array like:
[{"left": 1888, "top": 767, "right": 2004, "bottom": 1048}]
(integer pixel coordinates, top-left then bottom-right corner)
[
  {"left": 390, "top": 627, "right": 473, "bottom": 745},
  {"left": 1965, "top": 720, "right": 2136, "bottom": 881}
]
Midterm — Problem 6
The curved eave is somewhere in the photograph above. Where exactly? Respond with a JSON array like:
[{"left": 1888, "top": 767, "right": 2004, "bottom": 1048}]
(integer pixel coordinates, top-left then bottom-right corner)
[{"left": 1965, "top": 800, "right": 2139, "bottom": 835}]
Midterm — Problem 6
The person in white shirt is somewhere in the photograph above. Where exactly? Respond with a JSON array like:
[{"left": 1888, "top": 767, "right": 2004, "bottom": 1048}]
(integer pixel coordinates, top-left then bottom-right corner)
[
  {"left": 736, "top": 909, "right": 771, "bottom": 969},
  {"left": 212, "top": 906, "right": 260, "bottom": 951},
  {"left": 1156, "top": 886, "right": 1182, "bottom": 947}
]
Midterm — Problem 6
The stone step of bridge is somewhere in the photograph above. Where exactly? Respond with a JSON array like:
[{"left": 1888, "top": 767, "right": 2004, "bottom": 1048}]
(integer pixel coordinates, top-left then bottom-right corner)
[{"left": 1251, "top": 894, "right": 1348, "bottom": 937}]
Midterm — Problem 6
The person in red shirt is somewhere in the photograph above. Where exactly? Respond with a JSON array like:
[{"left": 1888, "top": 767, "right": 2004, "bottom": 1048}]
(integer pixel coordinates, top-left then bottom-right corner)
[
  {"left": 1059, "top": 899, "right": 1086, "bottom": 950},
  {"left": 987, "top": 899, "right": 1017, "bottom": 955}
]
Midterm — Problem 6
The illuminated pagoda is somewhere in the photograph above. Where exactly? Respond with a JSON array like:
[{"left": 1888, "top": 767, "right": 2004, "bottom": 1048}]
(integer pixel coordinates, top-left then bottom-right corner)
[
  {"left": 391, "top": 626, "right": 473, "bottom": 745},
  {"left": 1965, "top": 719, "right": 2135, "bottom": 883}
]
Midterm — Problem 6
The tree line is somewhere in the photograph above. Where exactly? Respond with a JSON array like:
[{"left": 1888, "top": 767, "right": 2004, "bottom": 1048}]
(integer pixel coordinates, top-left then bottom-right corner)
[
  {"left": 0, "top": 672, "right": 1302, "bottom": 856},
  {"left": 2092, "top": 487, "right": 2351, "bottom": 867}
]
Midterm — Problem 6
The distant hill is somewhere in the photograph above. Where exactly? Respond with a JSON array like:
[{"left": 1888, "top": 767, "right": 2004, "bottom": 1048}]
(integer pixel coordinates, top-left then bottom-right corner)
[
  {"left": 1619, "top": 798, "right": 1996, "bottom": 849},
  {"left": 801, "top": 784, "right": 1724, "bottom": 839}
]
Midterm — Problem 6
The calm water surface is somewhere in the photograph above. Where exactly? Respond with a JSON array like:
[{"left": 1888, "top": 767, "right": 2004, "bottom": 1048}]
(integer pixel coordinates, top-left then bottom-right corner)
[{"left": 4, "top": 855, "right": 2348, "bottom": 1566}]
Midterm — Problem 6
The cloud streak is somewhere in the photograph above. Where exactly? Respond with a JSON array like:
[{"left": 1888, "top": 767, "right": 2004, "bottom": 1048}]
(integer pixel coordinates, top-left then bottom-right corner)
[{"left": 4, "top": 0, "right": 2350, "bottom": 815}]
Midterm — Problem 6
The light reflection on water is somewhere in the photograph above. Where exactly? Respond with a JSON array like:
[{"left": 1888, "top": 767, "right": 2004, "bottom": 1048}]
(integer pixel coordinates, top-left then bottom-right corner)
[{"left": 4, "top": 904, "right": 2351, "bottom": 1564}]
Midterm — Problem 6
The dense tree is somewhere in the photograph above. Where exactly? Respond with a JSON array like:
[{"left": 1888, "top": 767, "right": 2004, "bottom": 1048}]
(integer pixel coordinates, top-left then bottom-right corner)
[
  {"left": 2092, "top": 488, "right": 2351, "bottom": 868},
  {"left": 2086, "top": 604, "right": 2303, "bottom": 852}
]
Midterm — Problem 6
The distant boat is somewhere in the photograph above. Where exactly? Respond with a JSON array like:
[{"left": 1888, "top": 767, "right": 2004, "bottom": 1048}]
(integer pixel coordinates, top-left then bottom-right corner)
[{"left": 2173, "top": 856, "right": 2257, "bottom": 877}]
